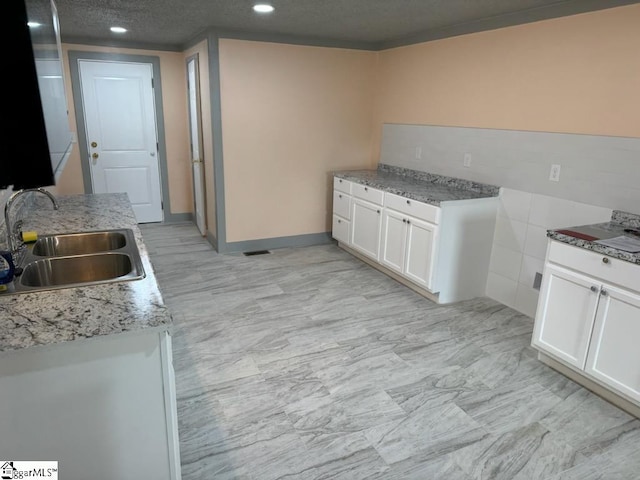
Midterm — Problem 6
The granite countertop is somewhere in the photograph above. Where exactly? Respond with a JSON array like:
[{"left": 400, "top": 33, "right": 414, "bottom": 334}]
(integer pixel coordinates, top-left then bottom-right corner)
[
  {"left": 547, "top": 210, "right": 640, "bottom": 265},
  {"left": 0, "top": 193, "right": 172, "bottom": 353},
  {"left": 333, "top": 164, "right": 500, "bottom": 206}
]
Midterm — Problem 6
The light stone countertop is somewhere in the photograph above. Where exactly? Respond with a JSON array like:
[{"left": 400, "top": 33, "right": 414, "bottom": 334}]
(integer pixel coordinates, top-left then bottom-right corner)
[
  {"left": 547, "top": 214, "right": 640, "bottom": 265},
  {"left": 547, "top": 211, "right": 640, "bottom": 265},
  {"left": 333, "top": 164, "right": 500, "bottom": 205},
  {"left": 0, "top": 193, "right": 172, "bottom": 353}
]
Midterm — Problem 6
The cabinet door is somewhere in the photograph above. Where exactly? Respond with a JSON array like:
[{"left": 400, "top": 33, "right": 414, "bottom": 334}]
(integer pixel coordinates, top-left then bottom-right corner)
[
  {"left": 380, "top": 209, "right": 407, "bottom": 274},
  {"left": 532, "top": 264, "right": 600, "bottom": 369},
  {"left": 585, "top": 285, "right": 640, "bottom": 403},
  {"left": 404, "top": 217, "right": 438, "bottom": 290},
  {"left": 351, "top": 198, "right": 382, "bottom": 260}
]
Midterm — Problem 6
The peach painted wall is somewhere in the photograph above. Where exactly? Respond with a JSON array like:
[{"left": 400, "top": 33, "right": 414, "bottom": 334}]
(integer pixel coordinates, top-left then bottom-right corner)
[
  {"left": 56, "top": 44, "right": 193, "bottom": 215},
  {"left": 373, "top": 4, "right": 640, "bottom": 161},
  {"left": 184, "top": 40, "right": 215, "bottom": 236},
  {"left": 218, "top": 39, "right": 377, "bottom": 243}
]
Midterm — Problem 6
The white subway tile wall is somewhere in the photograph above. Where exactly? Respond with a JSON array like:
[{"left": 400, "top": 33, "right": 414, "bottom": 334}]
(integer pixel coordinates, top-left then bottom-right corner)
[{"left": 487, "top": 188, "right": 612, "bottom": 318}]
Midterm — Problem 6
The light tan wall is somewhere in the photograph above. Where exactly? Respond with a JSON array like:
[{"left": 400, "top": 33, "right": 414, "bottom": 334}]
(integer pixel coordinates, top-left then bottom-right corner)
[
  {"left": 56, "top": 44, "right": 193, "bottom": 214},
  {"left": 184, "top": 40, "right": 215, "bottom": 236},
  {"left": 373, "top": 4, "right": 640, "bottom": 161},
  {"left": 218, "top": 39, "right": 377, "bottom": 243}
]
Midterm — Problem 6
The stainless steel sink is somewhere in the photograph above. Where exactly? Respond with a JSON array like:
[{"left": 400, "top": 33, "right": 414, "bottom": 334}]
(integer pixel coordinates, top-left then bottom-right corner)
[
  {"left": 20, "top": 253, "right": 140, "bottom": 288},
  {"left": 6, "top": 228, "right": 146, "bottom": 294},
  {"left": 32, "top": 230, "right": 127, "bottom": 256}
]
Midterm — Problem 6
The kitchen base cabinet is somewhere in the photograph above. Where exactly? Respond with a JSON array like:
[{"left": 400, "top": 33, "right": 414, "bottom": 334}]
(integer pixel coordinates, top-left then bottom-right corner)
[
  {"left": 532, "top": 240, "right": 640, "bottom": 411},
  {"left": 332, "top": 175, "right": 498, "bottom": 304},
  {"left": 381, "top": 208, "right": 438, "bottom": 290},
  {"left": 0, "top": 330, "right": 181, "bottom": 480}
]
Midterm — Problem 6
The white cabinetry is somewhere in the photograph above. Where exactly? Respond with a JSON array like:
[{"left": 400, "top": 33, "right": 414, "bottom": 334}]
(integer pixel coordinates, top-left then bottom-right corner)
[
  {"left": 381, "top": 193, "right": 439, "bottom": 290},
  {"left": 533, "top": 240, "right": 640, "bottom": 405},
  {"left": 0, "top": 330, "right": 181, "bottom": 480},
  {"left": 332, "top": 177, "right": 352, "bottom": 245},
  {"left": 331, "top": 175, "right": 498, "bottom": 304},
  {"left": 350, "top": 184, "right": 384, "bottom": 260}
]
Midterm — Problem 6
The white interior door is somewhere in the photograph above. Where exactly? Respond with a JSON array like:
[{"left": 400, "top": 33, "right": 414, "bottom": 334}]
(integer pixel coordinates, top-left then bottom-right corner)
[
  {"left": 187, "top": 56, "right": 206, "bottom": 235},
  {"left": 79, "top": 60, "right": 163, "bottom": 223}
]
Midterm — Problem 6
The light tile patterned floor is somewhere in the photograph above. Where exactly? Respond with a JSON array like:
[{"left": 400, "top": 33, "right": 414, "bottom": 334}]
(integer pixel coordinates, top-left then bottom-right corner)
[{"left": 141, "top": 222, "right": 640, "bottom": 480}]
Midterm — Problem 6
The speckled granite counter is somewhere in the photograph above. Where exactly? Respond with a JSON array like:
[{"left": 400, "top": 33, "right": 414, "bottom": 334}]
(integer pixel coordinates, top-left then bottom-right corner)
[
  {"left": 333, "top": 164, "right": 499, "bottom": 205},
  {"left": 547, "top": 210, "right": 640, "bottom": 265},
  {"left": 0, "top": 193, "right": 172, "bottom": 352}
]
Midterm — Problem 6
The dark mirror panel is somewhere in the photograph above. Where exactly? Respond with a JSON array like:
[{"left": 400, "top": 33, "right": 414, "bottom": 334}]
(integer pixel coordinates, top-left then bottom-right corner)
[{"left": 1, "top": 0, "right": 72, "bottom": 190}]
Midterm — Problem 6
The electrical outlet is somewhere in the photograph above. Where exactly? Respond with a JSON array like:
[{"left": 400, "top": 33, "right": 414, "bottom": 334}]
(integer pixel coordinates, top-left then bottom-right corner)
[
  {"left": 415, "top": 146, "right": 422, "bottom": 159},
  {"left": 463, "top": 153, "right": 472, "bottom": 168},
  {"left": 549, "top": 164, "right": 561, "bottom": 182}
]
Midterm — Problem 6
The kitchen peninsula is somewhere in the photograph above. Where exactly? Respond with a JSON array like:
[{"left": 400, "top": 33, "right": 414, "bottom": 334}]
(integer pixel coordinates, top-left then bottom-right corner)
[{"left": 0, "top": 193, "right": 180, "bottom": 480}]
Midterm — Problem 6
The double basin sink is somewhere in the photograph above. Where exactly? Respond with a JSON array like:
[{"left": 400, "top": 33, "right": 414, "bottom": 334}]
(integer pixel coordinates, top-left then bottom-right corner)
[{"left": 12, "top": 229, "right": 145, "bottom": 294}]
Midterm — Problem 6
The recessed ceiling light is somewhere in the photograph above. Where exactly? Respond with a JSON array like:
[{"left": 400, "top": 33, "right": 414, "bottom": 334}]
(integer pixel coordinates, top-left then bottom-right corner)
[
  {"left": 27, "top": 21, "right": 42, "bottom": 28},
  {"left": 110, "top": 26, "right": 127, "bottom": 33},
  {"left": 253, "top": 4, "right": 274, "bottom": 13}
]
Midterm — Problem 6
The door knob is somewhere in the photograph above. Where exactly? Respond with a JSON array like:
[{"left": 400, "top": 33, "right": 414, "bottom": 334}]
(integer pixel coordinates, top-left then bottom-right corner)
[
  {"left": 91, "top": 153, "right": 99, "bottom": 160},
  {"left": 91, "top": 141, "right": 98, "bottom": 148}
]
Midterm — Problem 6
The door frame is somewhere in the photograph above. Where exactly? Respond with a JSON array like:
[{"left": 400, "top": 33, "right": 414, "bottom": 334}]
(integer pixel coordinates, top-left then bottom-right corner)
[
  {"left": 186, "top": 52, "right": 207, "bottom": 235},
  {"left": 68, "top": 51, "right": 179, "bottom": 222}
]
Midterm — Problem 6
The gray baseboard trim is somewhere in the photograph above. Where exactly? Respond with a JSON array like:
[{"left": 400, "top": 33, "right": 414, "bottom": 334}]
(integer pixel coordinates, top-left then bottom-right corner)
[
  {"left": 221, "top": 232, "right": 334, "bottom": 254},
  {"left": 206, "top": 230, "right": 218, "bottom": 251},
  {"left": 163, "top": 212, "right": 193, "bottom": 223}
]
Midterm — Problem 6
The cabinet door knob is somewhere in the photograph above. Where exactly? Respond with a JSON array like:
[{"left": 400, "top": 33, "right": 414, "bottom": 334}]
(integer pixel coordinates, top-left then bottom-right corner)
[
  {"left": 337, "top": 219, "right": 341, "bottom": 223},
  {"left": 590, "top": 286, "right": 599, "bottom": 293},
  {"left": 407, "top": 220, "right": 411, "bottom": 224},
  {"left": 364, "top": 187, "right": 368, "bottom": 192},
  {"left": 339, "top": 179, "right": 342, "bottom": 183},
  {"left": 602, "top": 257, "right": 610, "bottom": 264},
  {"left": 601, "top": 289, "right": 609, "bottom": 297},
  {"left": 377, "top": 209, "right": 380, "bottom": 214},
  {"left": 406, "top": 200, "right": 411, "bottom": 205},
  {"left": 402, "top": 219, "right": 406, "bottom": 223},
  {"left": 339, "top": 194, "right": 342, "bottom": 198}
]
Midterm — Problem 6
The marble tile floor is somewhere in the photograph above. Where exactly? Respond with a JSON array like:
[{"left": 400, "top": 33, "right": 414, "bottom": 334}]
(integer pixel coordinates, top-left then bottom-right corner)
[{"left": 140, "top": 222, "right": 640, "bottom": 480}]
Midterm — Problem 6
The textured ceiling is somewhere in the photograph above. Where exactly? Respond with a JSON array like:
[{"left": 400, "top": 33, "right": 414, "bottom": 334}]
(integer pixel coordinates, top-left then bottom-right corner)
[{"left": 48, "top": 0, "right": 640, "bottom": 50}]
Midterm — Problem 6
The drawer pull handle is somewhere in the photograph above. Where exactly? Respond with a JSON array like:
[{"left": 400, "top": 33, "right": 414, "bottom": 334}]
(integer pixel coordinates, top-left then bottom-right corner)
[
  {"left": 590, "top": 286, "right": 598, "bottom": 293},
  {"left": 601, "top": 289, "right": 609, "bottom": 297},
  {"left": 602, "top": 257, "right": 610, "bottom": 264}
]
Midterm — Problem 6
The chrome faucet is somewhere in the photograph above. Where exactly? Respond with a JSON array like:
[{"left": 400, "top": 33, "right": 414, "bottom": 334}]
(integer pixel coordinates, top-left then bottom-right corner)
[{"left": 4, "top": 188, "right": 59, "bottom": 262}]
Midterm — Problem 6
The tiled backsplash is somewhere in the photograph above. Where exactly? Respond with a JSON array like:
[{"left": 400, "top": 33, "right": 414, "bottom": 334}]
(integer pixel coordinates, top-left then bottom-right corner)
[
  {"left": 380, "top": 124, "right": 640, "bottom": 213},
  {"left": 486, "top": 188, "right": 612, "bottom": 318},
  {"left": 379, "top": 123, "right": 639, "bottom": 318}
]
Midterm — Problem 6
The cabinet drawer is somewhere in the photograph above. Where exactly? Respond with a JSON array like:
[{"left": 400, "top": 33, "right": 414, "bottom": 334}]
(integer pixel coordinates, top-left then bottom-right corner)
[
  {"left": 332, "top": 215, "right": 350, "bottom": 244},
  {"left": 333, "top": 191, "right": 351, "bottom": 219},
  {"left": 384, "top": 193, "right": 440, "bottom": 224},
  {"left": 352, "top": 183, "right": 384, "bottom": 205},
  {"left": 548, "top": 241, "right": 640, "bottom": 292},
  {"left": 334, "top": 177, "right": 352, "bottom": 194}
]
